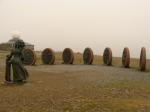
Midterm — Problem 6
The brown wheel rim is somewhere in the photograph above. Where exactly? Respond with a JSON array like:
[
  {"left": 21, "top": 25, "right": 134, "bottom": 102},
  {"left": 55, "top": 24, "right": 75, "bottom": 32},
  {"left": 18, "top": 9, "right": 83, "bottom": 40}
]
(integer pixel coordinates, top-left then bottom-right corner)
[
  {"left": 103, "top": 47, "right": 112, "bottom": 66},
  {"left": 83, "top": 47, "right": 94, "bottom": 65},
  {"left": 42, "top": 48, "right": 55, "bottom": 65},
  {"left": 122, "top": 47, "right": 130, "bottom": 68},
  {"left": 139, "top": 47, "right": 146, "bottom": 71},
  {"left": 23, "top": 48, "right": 36, "bottom": 65},
  {"left": 62, "top": 48, "right": 74, "bottom": 64}
]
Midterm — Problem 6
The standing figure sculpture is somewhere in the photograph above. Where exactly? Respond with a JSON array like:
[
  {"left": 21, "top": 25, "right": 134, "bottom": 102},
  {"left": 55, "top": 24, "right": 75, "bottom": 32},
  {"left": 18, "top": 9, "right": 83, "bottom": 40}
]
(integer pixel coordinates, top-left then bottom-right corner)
[{"left": 5, "top": 40, "right": 29, "bottom": 83}]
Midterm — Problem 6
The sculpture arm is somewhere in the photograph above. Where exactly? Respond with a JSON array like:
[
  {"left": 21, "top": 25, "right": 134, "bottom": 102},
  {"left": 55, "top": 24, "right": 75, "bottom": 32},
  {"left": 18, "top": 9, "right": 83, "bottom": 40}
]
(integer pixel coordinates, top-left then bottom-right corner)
[
  {"left": 21, "top": 51, "right": 24, "bottom": 61},
  {"left": 6, "top": 50, "right": 14, "bottom": 62}
]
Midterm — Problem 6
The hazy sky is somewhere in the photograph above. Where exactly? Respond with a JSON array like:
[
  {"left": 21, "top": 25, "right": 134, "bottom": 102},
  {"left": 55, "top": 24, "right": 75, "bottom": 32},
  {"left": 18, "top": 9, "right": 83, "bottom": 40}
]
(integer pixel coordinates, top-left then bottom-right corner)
[{"left": 0, "top": 0, "right": 150, "bottom": 58}]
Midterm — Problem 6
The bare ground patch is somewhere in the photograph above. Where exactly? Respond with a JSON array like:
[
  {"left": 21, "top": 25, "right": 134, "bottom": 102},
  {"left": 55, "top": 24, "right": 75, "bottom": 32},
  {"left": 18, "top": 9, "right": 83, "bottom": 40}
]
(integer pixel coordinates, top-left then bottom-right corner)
[{"left": 0, "top": 65, "right": 150, "bottom": 112}]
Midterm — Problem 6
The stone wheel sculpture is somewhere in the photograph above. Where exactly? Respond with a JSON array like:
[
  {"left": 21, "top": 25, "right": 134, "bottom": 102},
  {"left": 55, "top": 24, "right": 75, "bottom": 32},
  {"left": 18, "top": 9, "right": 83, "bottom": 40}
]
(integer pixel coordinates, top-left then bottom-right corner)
[
  {"left": 103, "top": 47, "right": 112, "bottom": 66},
  {"left": 23, "top": 48, "right": 36, "bottom": 65},
  {"left": 62, "top": 48, "right": 74, "bottom": 64},
  {"left": 83, "top": 47, "right": 94, "bottom": 65},
  {"left": 42, "top": 48, "right": 55, "bottom": 65},
  {"left": 122, "top": 47, "right": 130, "bottom": 68},
  {"left": 139, "top": 47, "right": 146, "bottom": 71}
]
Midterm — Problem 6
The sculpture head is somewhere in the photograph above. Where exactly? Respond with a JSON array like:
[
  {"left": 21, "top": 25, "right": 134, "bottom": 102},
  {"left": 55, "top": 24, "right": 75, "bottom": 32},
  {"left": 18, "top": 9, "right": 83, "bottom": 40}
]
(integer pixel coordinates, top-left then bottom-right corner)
[{"left": 14, "top": 40, "right": 25, "bottom": 49}]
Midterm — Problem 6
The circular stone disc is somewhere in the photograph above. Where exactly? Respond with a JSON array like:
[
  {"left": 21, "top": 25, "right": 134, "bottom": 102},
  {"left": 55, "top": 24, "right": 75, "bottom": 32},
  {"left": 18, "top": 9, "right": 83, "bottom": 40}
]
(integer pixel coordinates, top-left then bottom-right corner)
[
  {"left": 139, "top": 47, "right": 146, "bottom": 71},
  {"left": 42, "top": 48, "right": 55, "bottom": 65},
  {"left": 103, "top": 47, "right": 112, "bottom": 66},
  {"left": 62, "top": 48, "right": 74, "bottom": 64},
  {"left": 83, "top": 48, "right": 94, "bottom": 65},
  {"left": 23, "top": 48, "right": 36, "bottom": 65},
  {"left": 122, "top": 47, "right": 130, "bottom": 68}
]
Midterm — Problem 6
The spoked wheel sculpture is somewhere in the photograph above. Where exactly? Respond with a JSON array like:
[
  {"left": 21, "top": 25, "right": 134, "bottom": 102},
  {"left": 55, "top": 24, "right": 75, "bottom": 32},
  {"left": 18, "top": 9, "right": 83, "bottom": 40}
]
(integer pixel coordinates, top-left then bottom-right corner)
[
  {"left": 103, "top": 47, "right": 112, "bottom": 66},
  {"left": 122, "top": 47, "right": 130, "bottom": 68},
  {"left": 83, "top": 47, "right": 94, "bottom": 65},
  {"left": 139, "top": 47, "right": 146, "bottom": 71},
  {"left": 42, "top": 48, "right": 55, "bottom": 65},
  {"left": 23, "top": 48, "right": 36, "bottom": 65},
  {"left": 62, "top": 48, "right": 74, "bottom": 64}
]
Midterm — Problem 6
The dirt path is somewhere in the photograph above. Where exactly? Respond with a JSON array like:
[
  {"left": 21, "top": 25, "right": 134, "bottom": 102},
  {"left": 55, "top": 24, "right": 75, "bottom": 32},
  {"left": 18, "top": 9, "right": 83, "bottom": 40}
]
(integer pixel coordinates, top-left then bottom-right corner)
[{"left": 0, "top": 65, "right": 150, "bottom": 112}]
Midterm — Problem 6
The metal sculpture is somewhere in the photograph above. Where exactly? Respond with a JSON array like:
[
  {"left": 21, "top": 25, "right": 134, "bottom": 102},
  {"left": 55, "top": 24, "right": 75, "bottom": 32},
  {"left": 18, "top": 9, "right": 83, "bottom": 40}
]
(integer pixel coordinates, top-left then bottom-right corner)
[
  {"left": 42, "top": 48, "right": 55, "bottom": 64},
  {"left": 23, "top": 48, "right": 36, "bottom": 65},
  {"left": 5, "top": 55, "right": 11, "bottom": 82},
  {"left": 62, "top": 48, "right": 74, "bottom": 64},
  {"left": 103, "top": 47, "right": 112, "bottom": 66},
  {"left": 83, "top": 47, "right": 94, "bottom": 65},
  {"left": 122, "top": 47, "right": 130, "bottom": 68},
  {"left": 5, "top": 40, "right": 29, "bottom": 83},
  {"left": 139, "top": 47, "right": 146, "bottom": 71}
]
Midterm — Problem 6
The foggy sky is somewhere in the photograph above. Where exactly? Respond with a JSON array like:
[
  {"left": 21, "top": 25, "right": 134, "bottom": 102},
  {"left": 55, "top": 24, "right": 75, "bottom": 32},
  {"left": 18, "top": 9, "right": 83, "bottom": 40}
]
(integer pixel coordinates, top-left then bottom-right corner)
[{"left": 0, "top": 0, "right": 150, "bottom": 58}]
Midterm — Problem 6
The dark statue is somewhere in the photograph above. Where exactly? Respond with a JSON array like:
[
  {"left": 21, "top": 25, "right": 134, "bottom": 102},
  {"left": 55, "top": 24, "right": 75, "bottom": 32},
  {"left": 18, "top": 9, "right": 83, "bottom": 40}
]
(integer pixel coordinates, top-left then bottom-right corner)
[{"left": 5, "top": 40, "right": 29, "bottom": 83}]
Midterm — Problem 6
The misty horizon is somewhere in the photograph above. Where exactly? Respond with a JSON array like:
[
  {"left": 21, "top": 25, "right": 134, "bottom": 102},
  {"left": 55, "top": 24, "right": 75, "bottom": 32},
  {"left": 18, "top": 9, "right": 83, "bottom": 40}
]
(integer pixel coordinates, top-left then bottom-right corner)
[{"left": 0, "top": 0, "right": 150, "bottom": 58}]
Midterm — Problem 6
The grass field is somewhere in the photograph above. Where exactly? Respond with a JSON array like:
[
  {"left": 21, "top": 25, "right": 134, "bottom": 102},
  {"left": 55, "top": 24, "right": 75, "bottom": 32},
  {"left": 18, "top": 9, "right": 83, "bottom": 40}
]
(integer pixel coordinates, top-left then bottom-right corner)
[
  {"left": 0, "top": 50, "right": 150, "bottom": 112},
  {"left": 1, "top": 50, "right": 150, "bottom": 71},
  {"left": 35, "top": 51, "right": 150, "bottom": 72}
]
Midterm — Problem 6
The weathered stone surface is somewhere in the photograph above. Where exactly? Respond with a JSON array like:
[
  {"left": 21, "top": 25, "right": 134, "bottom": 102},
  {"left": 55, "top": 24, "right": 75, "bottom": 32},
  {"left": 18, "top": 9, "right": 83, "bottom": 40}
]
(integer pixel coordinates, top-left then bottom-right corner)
[
  {"left": 103, "top": 47, "right": 112, "bottom": 66},
  {"left": 83, "top": 47, "right": 94, "bottom": 65},
  {"left": 139, "top": 47, "right": 146, "bottom": 71},
  {"left": 62, "top": 48, "right": 74, "bottom": 64},
  {"left": 42, "top": 48, "right": 55, "bottom": 65},
  {"left": 23, "top": 48, "right": 36, "bottom": 65},
  {"left": 122, "top": 47, "right": 130, "bottom": 68}
]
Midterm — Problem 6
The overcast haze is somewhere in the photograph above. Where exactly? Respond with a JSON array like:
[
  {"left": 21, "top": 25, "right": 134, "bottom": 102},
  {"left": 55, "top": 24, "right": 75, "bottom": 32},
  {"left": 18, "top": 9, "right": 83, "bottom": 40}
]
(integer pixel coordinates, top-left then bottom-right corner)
[{"left": 0, "top": 0, "right": 150, "bottom": 58}]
